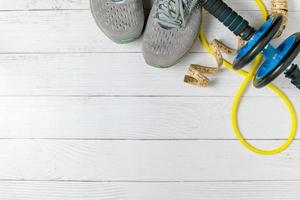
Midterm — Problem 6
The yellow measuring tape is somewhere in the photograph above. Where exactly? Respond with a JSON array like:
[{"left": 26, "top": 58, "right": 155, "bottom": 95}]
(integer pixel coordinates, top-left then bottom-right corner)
[{"left": 198, "top": 0, "right": 297, "bottom": 155}]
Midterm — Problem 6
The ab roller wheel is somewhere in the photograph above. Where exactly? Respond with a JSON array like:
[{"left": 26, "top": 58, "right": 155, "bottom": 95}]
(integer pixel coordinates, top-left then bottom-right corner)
[
  {"left": 254, "top": 33, "right": 300, "bottom": 88},
  {"left": 233, "top": 15, "right": 283, "bottom": 70},
  {"left": 200, "top": 0, "right": 300, "bottom": 89}
]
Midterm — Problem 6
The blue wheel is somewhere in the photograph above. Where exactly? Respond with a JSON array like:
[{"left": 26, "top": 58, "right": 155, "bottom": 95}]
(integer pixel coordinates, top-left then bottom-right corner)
[
  {"left": 233, "top": 14, "right": 283, "bottom": 70},
  {"left": 253, "top": 33, "right": 300, "bottom": 88}
]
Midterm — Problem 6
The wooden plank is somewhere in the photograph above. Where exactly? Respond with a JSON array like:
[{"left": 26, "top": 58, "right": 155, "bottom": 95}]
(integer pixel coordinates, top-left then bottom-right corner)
[
  {"left": 0, "top": 140, "right": 300, "bottom": 180},
  {"left": 0, "top": 96, "right": 296, "bottom": 139},
  {"left": 0, "top": 0, "right": 299, "bottom": 11},
  {"left": 0, "top": 11, "right": 299, "bottom": 53},
  {"left": 0, "top": 53, "right": 298, "bottom": 97},
  {"left": 0, "top": 0, "right": 87, "bottom": 10},
  {"left": 0, "top": 181, "right": 300, "bottom": 200}
]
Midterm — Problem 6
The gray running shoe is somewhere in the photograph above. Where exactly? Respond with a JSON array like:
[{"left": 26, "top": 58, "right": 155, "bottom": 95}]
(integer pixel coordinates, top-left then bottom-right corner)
[
  {"left": 90, "top": 0, "right": 145, "bottom": 44},
  {"left": 143, "top": 0, "right": 201, "bottom": 67}
]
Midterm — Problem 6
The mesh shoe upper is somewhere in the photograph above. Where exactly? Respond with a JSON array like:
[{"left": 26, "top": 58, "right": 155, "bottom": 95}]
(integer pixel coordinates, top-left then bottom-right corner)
[
  {"left": 90, "top": 0, "right": 145, "bottom": 43},
  {"left": 143, "top": 0, "right": 201, "bottom": 67}
]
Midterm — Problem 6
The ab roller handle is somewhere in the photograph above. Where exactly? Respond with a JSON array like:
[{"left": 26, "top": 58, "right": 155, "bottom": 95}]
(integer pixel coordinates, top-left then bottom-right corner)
[
  {"left": 201, "top": 0, "right": 255, "bottom": 40},
  {"left": 200, "top": 0, "right": 300, "bottom": 89},
  {"left": 285, "top": 64, "right": 300, "bottom": 89}
]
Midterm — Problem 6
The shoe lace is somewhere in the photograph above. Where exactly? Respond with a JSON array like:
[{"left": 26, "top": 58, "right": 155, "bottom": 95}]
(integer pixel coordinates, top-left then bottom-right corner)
[{"left": 155, "top": 0, "right": 193, "bottom": 28}]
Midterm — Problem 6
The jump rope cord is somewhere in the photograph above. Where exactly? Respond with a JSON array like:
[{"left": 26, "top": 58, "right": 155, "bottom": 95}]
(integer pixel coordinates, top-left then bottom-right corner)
[{"left": 198, "top": 0, "right": 297, "bottom": 155}]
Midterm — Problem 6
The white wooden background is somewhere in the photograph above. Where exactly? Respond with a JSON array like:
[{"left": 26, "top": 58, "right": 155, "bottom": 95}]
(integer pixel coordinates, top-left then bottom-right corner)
[{"left": 0, "top": 0, "right": 300, "bottom": 199}]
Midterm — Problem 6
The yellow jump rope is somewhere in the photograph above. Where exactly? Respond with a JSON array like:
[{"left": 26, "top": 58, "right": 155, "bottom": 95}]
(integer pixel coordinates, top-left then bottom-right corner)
[{"left": 199, "top": 0, "right": 297, "bottom": 155}]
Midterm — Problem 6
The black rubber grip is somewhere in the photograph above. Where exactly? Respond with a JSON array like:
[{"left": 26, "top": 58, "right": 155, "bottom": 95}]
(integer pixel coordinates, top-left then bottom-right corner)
[
  {"left": 201, "top": 0, "right": 256, "bottom": 40},
  {"left": 285, "top": 64, "right": 300, "bottom": 89}
]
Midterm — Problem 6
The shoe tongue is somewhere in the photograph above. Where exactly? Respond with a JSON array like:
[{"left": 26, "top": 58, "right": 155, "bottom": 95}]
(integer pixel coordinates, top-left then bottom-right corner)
[
  {"left": 187, "top": 0, "right": 200, "bottom": 13},
  {"left": 157, "top": 0, "right": 199, "bottom": 29},
  {"left": 179, "top": 0, "right": 199, "bottom": 27},
  {"left": 167, "top": 0, "right": 190, "bottom": 13}
]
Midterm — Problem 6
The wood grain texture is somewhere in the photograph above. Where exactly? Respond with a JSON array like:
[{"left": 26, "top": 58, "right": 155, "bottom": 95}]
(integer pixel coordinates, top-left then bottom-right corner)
[
  {"left": 0, "top": 0, "right": 86, "bottom": 10},
  {"left": 2, "top": 0, "right": 300, "bottom": 11},
  {"left": 0, "top": 96, "right": 296, "bottom": 139},
  {"left": 0, "top": 0, "right": 299, "bottom": 11},
  {"left": 0, "top": 11, "right": 299, "bottom": 53},
  {"left": 0, "top": 181, "right": 300, "bottom": 200},
  {"left": 0, "top": 140, "right": 300, "bottom": 181},
  {"left": 0, "top": 53, "right": 298, "bottom": 96},
  {"left": 0, "top": 0, "right": 300, "bottom": 199}
]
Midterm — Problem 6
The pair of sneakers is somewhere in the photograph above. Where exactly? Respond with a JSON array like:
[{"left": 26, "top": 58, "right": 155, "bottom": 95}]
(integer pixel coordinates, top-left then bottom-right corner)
[{"left": 90, "top": 0, "right": 202, "bottom": 68}]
